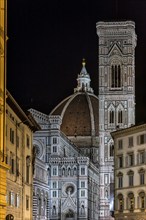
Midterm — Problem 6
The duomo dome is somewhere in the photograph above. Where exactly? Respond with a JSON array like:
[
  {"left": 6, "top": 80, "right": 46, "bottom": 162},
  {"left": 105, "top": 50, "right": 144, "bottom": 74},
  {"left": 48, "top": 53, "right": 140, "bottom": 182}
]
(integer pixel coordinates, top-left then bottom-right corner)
[{"left": 50, "top": 60, "right": 99, "bottom": 147}]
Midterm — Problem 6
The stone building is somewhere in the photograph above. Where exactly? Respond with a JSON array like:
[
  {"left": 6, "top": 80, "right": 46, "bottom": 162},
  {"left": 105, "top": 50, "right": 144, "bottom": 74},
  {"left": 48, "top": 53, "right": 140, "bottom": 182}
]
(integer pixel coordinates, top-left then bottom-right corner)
[
  {"left": 112, "top": 123, "right": 146, "bottom": 220},
  {"left": 96, "top": 21, "right": 137, "bottom": 219},
  {"left": 5, "top": 91, "right": 39, "bottom": 220},
  {"left": 30, "top": 20, "right": 137, "bottom": 220},
  {"left": 29, "top": 61, "right": 100, "bottom": 220},
  {"left": 0, "top": 0, "right": 9, "bottom": 219}
]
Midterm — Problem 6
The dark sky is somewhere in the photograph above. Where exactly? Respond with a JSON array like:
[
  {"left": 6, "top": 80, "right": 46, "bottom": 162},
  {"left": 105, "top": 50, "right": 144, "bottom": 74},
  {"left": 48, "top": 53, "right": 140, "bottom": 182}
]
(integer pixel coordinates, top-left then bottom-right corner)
[{"left": 7, "top": 0, "right": 146, "bottom": 123}]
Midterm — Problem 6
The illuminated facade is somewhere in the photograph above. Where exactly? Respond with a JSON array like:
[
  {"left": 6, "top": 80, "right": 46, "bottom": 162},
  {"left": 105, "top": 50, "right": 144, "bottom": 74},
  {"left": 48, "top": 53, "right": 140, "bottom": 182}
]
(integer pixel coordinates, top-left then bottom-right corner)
[
  {"left": 29, "top": 21, "right": 137, "bottom": 220},
  {"left": 96, "top": 21, "right": 137, "bottom": 219},
  {"left": 112, "top": 123, "right": 146, "bottom": 220},
  {"left": 30, "top": 63, "right": 100, "bottom": 220},
  {"left": 5, "top": 91, "right": 39, "bottom": 220},
  {"left": 0, "top": 0, "right": 9, "bottom": 219}
]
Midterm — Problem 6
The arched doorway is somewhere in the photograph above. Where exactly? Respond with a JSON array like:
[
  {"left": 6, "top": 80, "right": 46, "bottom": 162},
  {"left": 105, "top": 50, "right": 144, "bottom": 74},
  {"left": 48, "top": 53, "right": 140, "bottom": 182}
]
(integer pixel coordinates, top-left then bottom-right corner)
[
  {"left": 6, "top": 214, "right": 14, "bottom": 220},
  {"left": 65, "top": 209, "right": 74, "bottom": 220}
]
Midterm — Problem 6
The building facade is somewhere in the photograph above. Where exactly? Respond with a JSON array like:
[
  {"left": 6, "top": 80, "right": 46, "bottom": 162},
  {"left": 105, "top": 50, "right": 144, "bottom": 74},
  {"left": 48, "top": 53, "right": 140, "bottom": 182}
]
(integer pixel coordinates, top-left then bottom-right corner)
[
  {"left": 112, "top": 123, "right": 146, "bottom": 220},
  {"left": 0, "top": 0, "right": 9, "bottom": 219},
  {"left": 5, "top": 91, "right": 39, "bottom": 220},
  {"left": 30, "top": 107, "right": 99, "bottom": 220},
  {"left": 30, "top": 21, "right": 137, "bottom": 220},
  {"left": 96, "top": 21, "right": 137, "bottom": 219}
]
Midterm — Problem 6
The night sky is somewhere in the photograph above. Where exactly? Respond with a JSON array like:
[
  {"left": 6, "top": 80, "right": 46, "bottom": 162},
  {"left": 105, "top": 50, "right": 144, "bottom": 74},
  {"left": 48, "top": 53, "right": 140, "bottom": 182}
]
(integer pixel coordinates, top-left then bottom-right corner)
[{"left": 7, "top": 0, "right": 146, "bottom": 123}]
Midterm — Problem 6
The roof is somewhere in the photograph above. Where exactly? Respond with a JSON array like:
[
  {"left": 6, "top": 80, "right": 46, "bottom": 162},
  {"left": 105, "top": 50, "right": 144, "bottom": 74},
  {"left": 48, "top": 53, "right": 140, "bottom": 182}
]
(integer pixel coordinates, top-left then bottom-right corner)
[
  {"left": 50, "top": 92, "right": 99, "bottom": 137},
  {"left": 6, "top": 90, "right": 40, "bottom": 131}
]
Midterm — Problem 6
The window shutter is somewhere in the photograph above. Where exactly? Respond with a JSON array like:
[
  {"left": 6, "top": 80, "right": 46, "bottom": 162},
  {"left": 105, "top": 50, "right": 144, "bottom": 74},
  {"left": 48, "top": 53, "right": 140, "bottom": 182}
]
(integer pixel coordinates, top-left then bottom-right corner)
[
  {"left": 137, "top": 136, "right": 139, "bottom": 145},
  {"left": 145, "top": 151, "right": 146, "bottom": 164},
  {"left": 137, "top": 153, "right": 139, "bottom": 165},
  {"left": 125, "top": 156, "right": 128, "bottom": 167},
  {"left": 144, "top": 134, "right": 146, "bottom": 143}
]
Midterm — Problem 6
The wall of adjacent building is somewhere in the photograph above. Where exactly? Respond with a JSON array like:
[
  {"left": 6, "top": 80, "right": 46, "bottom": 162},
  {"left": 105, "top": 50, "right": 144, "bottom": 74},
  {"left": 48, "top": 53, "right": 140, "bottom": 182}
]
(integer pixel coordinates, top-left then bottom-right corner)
[
  {"left": 113, "top": 124, "right": 146, "bottom": 220},
  {"left": 6, "top": 102, "right": 34, "bottom": 220}
]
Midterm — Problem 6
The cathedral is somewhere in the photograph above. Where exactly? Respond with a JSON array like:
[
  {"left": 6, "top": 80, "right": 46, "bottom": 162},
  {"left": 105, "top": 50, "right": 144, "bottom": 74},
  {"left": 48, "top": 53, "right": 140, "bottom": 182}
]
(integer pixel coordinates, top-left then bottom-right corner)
[{"left": 29, "top": 20, "right": 137, "bottom": 220}]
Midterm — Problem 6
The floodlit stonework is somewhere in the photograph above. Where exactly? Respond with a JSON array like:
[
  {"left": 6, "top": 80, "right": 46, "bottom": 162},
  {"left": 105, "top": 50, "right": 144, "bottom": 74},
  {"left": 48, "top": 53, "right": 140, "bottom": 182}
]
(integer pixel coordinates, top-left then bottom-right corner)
[
  {"left": 96, "top": 21, "right": 137, "bottom": 219},
  {"left": 29, "top": 21, "right": 137, "bottom": 220}
]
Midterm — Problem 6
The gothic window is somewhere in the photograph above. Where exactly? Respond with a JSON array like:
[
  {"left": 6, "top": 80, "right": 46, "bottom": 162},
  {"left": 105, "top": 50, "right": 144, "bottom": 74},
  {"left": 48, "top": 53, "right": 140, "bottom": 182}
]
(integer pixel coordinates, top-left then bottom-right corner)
[
  {"left": 109, "top": 110, "right": 114, "bottom": 124},
  {"left": 52, "top": 146, "right": 57, "bottom": 153},
  {"left": 38, "top": 195, "right": 41, "bottom": 215},
  {"left": 118, "top": 194, "right": 124, "bottom": 212},
  {"left": 81, "top": 181, "right": 85, "bottom": 188},
  {"left": 53, "top": 137, "right": 57, "bottom": 144},
  {"left": 73, "top": 167, "right": 77, "bottom": 175},
  {"left": 81, "top": 190, "right": 85, "bottom": 197},
  {"left": 52, "top": 181, "right": 57, "bottom": 188},
  {"left": 111, "top": 64, "right": 122, "bottom": 88},
  {"left": 52, "top": 167, "right": 57, "bottom": 176},
  {"left": 81, "top": 167, "right": 85, "bottom": 175},
  {"left": 68, "top": 167, "right": 71, "bottom": 175},
  {"left": 81, "top": 205, "right": 85, "bottom": 215},
  {"left": 52, "top": 205, "right": 56, "bottom": 215},
  {"left": 105, "top": 189, "right": 108, "bottom": 198},
  {"left": 52, "top": 191, "right": 57, "bottom": 197},
  {"left": 109, "top": 144, "right": 114, "bottom": 157},
  {"left": 118, "top": 110, "right": 123, "bottom": 123},
  {"left": 62, "top": 167, "right": 65, "bottom": 176}
]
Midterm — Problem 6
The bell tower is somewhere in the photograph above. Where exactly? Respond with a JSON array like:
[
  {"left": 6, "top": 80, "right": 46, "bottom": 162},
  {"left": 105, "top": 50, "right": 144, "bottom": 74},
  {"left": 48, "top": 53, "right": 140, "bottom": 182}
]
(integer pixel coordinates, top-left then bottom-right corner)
[{"left": 96, "top": 21, "right": 137, "bottom": 219}]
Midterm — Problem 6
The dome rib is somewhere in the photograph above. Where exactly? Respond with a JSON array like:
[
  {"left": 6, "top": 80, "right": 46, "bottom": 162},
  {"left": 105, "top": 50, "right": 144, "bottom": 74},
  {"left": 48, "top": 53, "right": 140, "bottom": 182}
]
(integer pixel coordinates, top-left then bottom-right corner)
[
  {"left": 60, "top": 93, "right": 80, "bottom": 119},
  {"left": 85, "top": 93, "right": 96, "bottom": 137}
]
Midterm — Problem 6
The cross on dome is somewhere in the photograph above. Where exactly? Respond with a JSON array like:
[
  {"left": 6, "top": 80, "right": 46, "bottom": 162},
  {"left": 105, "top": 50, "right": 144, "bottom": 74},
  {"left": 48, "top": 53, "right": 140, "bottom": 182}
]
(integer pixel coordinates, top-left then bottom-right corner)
[{"left": 74, "top": 59, "right": 94, "bottom": 93}]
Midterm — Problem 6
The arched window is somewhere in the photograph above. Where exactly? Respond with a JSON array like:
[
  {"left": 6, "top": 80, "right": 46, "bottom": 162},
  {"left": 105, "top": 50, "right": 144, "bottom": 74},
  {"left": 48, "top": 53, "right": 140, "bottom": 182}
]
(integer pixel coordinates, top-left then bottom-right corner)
[
  {"left": 52, "top": 205, "right": 56, "bottom": 215},
  {"left": 118, "top": 110, "right": 123, "bottom": 123},
  {"left": 139, "top": 192, "right": 145, "bottom": 209},
  {"left": 109, "top": 144, "right": 114, "bottom": 157},
  {"left": 128, "top": 192, "right": 134, "bottom": 211},
  {"left": 109, "top": 110, "right": 114, "bottom": 124},
  {"left": 73, "top": 167, "right": 77, "bottom": 175},
  {"left": 118, "top": 194, "right": 124, "bottom": 212},
  {"left": 62, "top": 167, "right": 65, "bottom": 176},
  {"left": 111, "top": 65, "right": 122, "bottom": 88},
  {"left": 68, "top": 167, "right": 71, "bottom": 175}
]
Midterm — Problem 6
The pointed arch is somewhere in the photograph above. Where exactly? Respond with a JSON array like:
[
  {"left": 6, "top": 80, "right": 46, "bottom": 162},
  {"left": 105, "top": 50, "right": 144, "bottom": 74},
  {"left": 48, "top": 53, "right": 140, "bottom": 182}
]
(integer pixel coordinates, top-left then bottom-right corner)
[
  {"left": 117, "top": 104, "right": 124, "bottom": 125},
  {"left": 110, "top": 58, "right": 122, "bottom": 89},
  {"left": 108, "top": 104, "right": 115, "bottom": 125}
]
